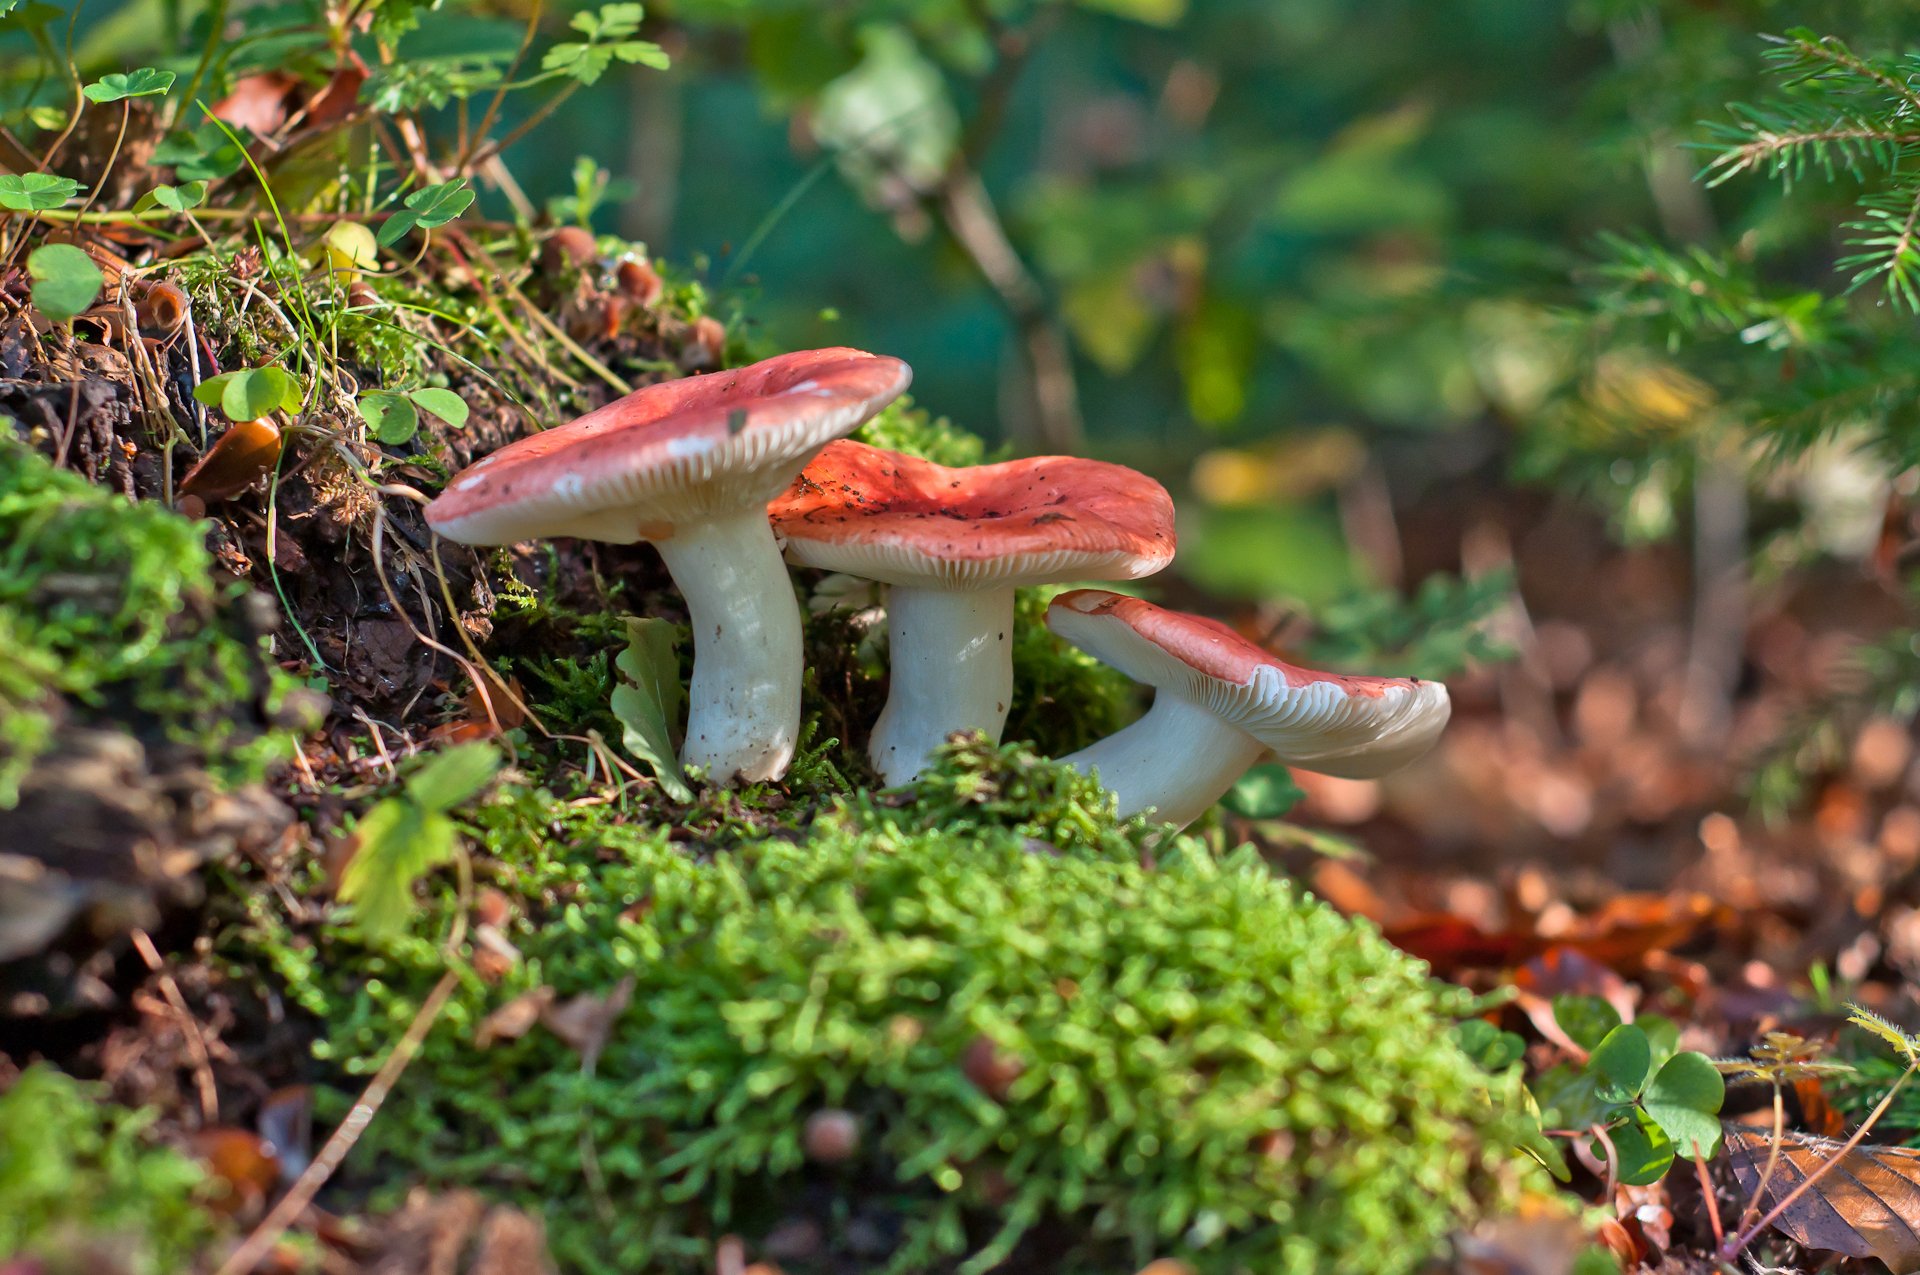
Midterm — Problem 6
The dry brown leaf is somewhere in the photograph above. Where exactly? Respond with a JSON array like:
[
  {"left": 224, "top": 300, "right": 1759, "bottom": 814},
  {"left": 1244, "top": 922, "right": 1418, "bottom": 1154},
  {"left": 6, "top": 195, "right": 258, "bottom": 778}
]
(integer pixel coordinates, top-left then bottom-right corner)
[
  {"left": 1725, "top": 1126, "right": 1920, "bottom": 1270},
  {"left": 539, "top": 975, "right": 635, "bottom": 1070},
  {"left": 474, "top": 987, "right": 553, "bottom": 1048}
]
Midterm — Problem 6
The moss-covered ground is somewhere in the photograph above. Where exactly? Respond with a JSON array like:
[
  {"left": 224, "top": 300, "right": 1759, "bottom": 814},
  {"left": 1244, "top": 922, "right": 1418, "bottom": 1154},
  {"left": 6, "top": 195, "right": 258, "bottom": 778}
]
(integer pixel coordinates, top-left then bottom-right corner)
[{"left": 1, "top": 221, "right": 1529, "bottom": 1274}]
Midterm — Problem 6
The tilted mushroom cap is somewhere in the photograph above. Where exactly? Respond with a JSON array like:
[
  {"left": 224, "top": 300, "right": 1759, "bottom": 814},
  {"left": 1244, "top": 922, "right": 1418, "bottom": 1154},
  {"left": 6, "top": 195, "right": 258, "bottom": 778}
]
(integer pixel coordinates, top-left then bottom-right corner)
[
  {"left": 425, "top": 348, "right": 911, "bottom": 545},
  {"left": 769, "top": 440, "right": 1175, "bottom": 588},
  {"left": 1046, "top": 590, "right": 1450, "bottom": 778}
]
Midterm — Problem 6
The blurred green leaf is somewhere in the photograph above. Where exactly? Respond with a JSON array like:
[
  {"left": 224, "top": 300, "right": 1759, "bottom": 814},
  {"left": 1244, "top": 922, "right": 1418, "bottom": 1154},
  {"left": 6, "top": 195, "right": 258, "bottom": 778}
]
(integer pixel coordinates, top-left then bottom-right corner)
[
  {"left": 83, "top": 68, "right": 174, "bottom": 102},
  {"left": 26, "top": 245, "right": 102, "bottom": 324},
  {"left": 409, "top": 387, "right": 470, "bottom": 430},
  {"left": 195, "top": 367, "right": 300, "bottom": 422},
  {"left": 358, "top": 391, "right": 420, "bottom": 444},
  {"left": 612, "top": 616, "right": 690, "bottom": 800},
  {"left": 0, "top": 173, "right": 80, "bottom": 211},
  {"left": 1644, "top": 1052, "right": 1725, "bottom": 1159}
]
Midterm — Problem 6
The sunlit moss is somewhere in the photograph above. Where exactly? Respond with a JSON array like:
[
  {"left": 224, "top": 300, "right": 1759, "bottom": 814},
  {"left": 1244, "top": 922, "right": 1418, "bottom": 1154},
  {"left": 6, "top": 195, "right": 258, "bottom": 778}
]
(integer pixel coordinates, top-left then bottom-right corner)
[{"left": 235, "top": 741, "right": 1528, "bottom": 1275}]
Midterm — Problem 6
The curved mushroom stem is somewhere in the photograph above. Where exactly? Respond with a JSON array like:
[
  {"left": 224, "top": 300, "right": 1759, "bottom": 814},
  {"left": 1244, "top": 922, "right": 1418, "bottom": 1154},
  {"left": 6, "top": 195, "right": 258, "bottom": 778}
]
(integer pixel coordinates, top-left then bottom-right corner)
[
  {"left": 1059, "top": 693, "right": 1268, "bottom": 828},
  {"left": 654, "top": 508, "right": 802, "bottom": 784},
  {"left": 869, "top": 585, "right": 1016, "bottom": 785}
]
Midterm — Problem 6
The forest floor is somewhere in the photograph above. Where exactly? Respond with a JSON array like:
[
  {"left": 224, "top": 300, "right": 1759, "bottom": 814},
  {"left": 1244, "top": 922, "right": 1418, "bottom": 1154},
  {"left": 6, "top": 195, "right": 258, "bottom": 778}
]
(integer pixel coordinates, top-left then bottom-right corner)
[{"left": 5, "top": 187, "right": 1920, "bottom": 1275}]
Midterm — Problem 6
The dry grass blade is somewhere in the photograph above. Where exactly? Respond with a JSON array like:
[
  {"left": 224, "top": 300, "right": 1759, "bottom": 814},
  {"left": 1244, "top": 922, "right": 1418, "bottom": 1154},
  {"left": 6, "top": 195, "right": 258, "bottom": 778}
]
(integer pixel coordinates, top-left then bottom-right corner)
[{"left": 1725, "top": 1125, "right": 1920, "bottom": 1268}]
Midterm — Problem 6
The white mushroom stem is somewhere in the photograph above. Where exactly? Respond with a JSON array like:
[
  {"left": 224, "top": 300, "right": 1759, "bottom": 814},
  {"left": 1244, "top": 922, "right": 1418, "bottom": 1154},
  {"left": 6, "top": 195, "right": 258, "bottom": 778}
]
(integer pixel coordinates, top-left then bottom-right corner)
[
  {"left": 653, "top": 507, "right": 803, "bottom": 783},
  {"left": 869, "top": 585, "right": 1016, "bottom": 785},
  {"left": 1059, "top": 693, "right": 1267, "bottom": 828}
]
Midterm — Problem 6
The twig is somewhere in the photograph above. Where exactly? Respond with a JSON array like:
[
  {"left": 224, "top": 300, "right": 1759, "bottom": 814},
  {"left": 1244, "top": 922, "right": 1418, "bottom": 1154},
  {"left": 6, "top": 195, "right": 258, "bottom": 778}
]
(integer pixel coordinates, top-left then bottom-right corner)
[
  {"left": 932, "top": 166, "right": 1081, "bottom": 452},
  {"left": 1691, "top": 1144, "right": 1725, "bottom": 1252},
  {"left": 130, "top": 929, "right": 220, "bottom": 1125},
  {"left": 213, "top": 969, "right": 459, "bottom": 1275}
]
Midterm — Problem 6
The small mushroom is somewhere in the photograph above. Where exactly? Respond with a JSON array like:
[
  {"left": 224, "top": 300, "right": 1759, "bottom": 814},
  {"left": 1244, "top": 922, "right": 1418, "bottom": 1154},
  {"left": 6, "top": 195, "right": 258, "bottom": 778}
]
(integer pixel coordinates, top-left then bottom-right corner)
[
  {"left": 426, "top": 348, "right": 912, "bottom": 783},
  {"left": 1047, "top": 590, "right": 1450, "bottom": 828},
  {"left": 769, "top": 441, "right": 1175, "bottom": 784}
]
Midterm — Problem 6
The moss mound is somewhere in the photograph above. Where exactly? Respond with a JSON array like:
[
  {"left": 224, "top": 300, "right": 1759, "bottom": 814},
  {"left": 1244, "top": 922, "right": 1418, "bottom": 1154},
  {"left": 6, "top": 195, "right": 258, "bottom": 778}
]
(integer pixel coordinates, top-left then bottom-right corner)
[
  {"left": 0, "top": 444, "right": 290, "bottom": 805},
  {"left": 0, "top": 1065, "right": 214, "bottom": 1273},
  {"left": 246, "top": 744, "right": 1524, "bottom": 1275}
]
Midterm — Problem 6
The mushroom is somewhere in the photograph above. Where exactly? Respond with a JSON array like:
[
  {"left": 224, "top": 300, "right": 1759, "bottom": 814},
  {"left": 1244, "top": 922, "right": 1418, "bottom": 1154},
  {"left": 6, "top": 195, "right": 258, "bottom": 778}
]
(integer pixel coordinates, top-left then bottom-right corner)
[
  {"left": 1047, "top": 590, "right": 1450, "bottom": 828},
  {"left": 425, "top": 348, "right": 911, "bottom": 784},
  {"left": 769, "top": 441, "right": 1175, "bottom": 784}
]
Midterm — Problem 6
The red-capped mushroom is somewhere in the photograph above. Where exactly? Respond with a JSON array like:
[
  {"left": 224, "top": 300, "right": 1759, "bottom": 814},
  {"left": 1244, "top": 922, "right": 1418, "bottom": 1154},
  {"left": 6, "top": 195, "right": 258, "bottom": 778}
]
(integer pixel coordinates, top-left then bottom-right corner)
[
  {"left": 1047, "top": 590, "right": 1450, "bottom": 827},
  {"left": 426, "top": 348, "right": 911, "bottom": 784},
  {"left": 769, "top": 441, "right": 1174, "bottom": 784}
]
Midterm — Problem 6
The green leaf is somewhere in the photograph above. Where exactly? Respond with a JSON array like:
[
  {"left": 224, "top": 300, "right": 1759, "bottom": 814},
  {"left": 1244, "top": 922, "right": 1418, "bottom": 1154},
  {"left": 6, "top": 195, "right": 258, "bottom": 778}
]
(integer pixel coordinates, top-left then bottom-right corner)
[
  {"left": 1638, "top": 1013, "right": 1681, "bottom": 1072},
  {"left": 83, "top": 68, "right": 175, "bottom": 102},
  {"left": 337, "top": 799, "right": 451, "bottom": 942},
  {"left": 1590, "top": 1024, "right": 1652, "bottom": 1102},
  {"left": 152, "top": 121, "right": 251, "bottom": 182},
  {"left": 26, "top": 245, "right": 102, "bottom": 324},
  {"left": 337, "top": 743, "right": 499, "bottom": 942},
  {"left": 377, "top": 179, "right": 474, "bottom": 246},
  {"left": 0, "top": 173, "right": 80, "bottom": 211},
  {"left": 133, "top": 181, "right": 208, "bottom": 213},
  {"left": 195, "top": 367, "right": 299, "bottom": 422},
  {"left": 1571, "top": 1246, "right": 1623, "bottom": 1275},
  {"left": 611, "top": 616, "right": 690, "bottom": 800},
  {"left": 358, "top": 391, "right": 420, "bottom": 445},
  {"left": 1552, "top": 994, "right": 1622, "bottom": 1053},
  {"left": 1529, "top": 1061, "right": 1607, "bottom": 1131},
  {"left": 1599, "top": 1113, "right": 1675, "bottom": 1186},
  {"left": 1219, "top": 761, "right": 1303, "bottom": 819},
  {"left": 1644, "top": 1052, "right": 1725, "bottom": 1159},
  {"left": 404, "top": 741, "right": 502, "bottom": 813},
  {"left": 1456, "top": 1019, "right": 1525, "bottom": 1072},
  {"left": 408, "top": 387, "right": 470, "bottom": 430}
]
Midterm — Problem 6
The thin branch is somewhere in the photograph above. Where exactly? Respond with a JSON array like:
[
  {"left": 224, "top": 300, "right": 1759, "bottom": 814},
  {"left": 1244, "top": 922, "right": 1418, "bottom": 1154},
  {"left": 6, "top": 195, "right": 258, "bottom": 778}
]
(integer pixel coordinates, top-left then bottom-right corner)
[{"left": 213, "top": 970, "right": 460, "bottom": 1275}]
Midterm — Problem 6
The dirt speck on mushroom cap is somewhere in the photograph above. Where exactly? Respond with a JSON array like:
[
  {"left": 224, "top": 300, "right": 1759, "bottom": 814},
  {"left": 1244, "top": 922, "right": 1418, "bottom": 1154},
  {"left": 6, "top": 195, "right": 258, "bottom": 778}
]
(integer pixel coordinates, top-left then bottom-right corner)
[{"left": 769, "top": 439, "right": 1175, "bottom": 589}]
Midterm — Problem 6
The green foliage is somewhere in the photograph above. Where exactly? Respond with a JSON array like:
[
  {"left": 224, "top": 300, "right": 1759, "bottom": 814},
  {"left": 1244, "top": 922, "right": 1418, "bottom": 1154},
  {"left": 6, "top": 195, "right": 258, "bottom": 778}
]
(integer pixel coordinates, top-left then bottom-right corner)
[
  {"left": 151, "top": 121, "right": 252, "bottom": 182},
  {"left": 135, "top": 181, "right": 207, "bottom": 213},
  {"left": 1527, "top": 997, "right": 1725, "bottom": 1186},
  {"left": 0, "top": 172, "right": 78, "bottom": 210},
  {"left": 542, "top": 3, "right": 671, "bottom": 84},
  {"left": 377, "top": 179, "right": 477, "bottom": 247},
  {"left": 338, "top": 742, "right": 503, "bottom": 943},
  {"left": 195, "top": 366, "right": 302, "bottom": 422},
  {"left": 26, "top": 244, "right": 102, "bottom": 324},
  {"left": 0, "top": 1066, "right": 215, "bottom": 1272},
  {"left": 0, "top": 445, "right": 291, "bottom": 805},
  {"left": 357, "top": 386, "right": 472, "bottom": 445},
  {"left": 610, "top": 616, "right": 691, "bottom": 800},
  {"left": 1304, "top": 571, "right": 1514, "bottom": 682},
  {"left": 242, "top": 741, "right": 1526, "bottom": 1275},
  {"left": 854, "top": 400, "right": 989, "bottom": 467},
  {"left": 82, "top": 68, "right": 174, "bottom": 102}
]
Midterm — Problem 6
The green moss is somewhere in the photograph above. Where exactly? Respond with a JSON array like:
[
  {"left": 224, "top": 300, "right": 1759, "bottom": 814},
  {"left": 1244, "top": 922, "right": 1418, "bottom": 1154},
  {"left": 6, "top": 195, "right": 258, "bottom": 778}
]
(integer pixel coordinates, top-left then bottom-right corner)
[
  {"left": 0, "top": 1066, "right": 216, "bottom": 1272},
  {"left": 0, "top": 444, "right": 293, "bottom": 804},
  {"left": 237, "top": 742, "right": 1526, "bottom": 1275},
  {"left": 855, "top": 400, "right": 992, "bottom": 466}
]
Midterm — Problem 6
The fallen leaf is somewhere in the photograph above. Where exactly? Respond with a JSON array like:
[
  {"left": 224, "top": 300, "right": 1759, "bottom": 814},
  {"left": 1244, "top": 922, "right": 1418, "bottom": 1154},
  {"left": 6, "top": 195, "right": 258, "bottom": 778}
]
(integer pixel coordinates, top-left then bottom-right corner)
[
  {"left": 192, "top": 1127, "right": 281, "bottom": 1216},
  {"left": 1724, "top": 1126, "right": 1920, "bottom": 1269},
  {"left": 476, "top": 987, "right": 554, "bottom": 1048},
  {"left": 541, "top": 975, "right": 635, "bottom": 1070}
]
